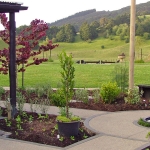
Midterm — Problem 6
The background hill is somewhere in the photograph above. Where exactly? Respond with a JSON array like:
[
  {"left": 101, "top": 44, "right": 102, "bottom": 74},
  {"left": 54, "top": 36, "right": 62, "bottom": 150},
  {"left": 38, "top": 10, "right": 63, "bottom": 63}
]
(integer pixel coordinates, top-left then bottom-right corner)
[{"left": 48, "top": 1, "right": 150, "bottom": 30}]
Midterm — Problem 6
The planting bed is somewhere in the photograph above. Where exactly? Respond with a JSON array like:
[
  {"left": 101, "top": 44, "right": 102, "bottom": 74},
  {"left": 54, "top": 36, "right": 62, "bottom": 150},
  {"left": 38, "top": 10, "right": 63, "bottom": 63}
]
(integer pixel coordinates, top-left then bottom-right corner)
[
  {"left": 0, "top": 108, "right": 95, "bottom": 147},
  {"left": 1, "top": 89, "right": 150, "bottom": 148}
]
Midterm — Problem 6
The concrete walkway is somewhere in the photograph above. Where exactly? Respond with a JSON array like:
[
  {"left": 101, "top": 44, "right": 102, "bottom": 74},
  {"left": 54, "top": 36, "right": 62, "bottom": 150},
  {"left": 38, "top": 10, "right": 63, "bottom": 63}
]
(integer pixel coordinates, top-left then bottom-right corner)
[{"left": 0, "top": 102, "right": 150, "bottom": 150}]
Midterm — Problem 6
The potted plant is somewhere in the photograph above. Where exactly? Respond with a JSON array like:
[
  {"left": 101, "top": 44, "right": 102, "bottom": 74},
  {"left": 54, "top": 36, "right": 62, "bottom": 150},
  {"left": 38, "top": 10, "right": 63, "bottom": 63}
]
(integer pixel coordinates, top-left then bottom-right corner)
[{"left": 56, "top": 51, "right": 80, "bottom": 137}]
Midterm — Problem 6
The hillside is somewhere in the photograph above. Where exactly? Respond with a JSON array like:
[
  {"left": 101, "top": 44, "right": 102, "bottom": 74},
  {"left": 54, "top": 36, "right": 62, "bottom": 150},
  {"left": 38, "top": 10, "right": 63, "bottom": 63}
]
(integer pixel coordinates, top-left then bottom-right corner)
[{"left": 48, "top": 1, "right": 150, "bottom": 30}]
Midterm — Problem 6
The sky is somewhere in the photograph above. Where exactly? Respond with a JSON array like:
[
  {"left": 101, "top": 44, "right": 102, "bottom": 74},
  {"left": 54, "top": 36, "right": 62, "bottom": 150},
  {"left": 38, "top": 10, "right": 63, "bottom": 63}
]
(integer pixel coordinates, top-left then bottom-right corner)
[{"left": 0, "top": 0, "right": 150, "bottom": 28}]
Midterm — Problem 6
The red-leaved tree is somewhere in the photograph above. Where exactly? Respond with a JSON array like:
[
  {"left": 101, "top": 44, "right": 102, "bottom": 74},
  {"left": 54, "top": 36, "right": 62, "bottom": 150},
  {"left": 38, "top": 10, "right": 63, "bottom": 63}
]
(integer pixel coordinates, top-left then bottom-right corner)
[{"left": 0, "top": 13, "right": 59, "bottom": 87}]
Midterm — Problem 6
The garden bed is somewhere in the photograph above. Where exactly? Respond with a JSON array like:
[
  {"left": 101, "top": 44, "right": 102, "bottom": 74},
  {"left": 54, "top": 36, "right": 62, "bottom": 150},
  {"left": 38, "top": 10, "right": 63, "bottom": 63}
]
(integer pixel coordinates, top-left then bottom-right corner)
[{"left": 0, "top": 108, "right": 95, "bottom": 148}]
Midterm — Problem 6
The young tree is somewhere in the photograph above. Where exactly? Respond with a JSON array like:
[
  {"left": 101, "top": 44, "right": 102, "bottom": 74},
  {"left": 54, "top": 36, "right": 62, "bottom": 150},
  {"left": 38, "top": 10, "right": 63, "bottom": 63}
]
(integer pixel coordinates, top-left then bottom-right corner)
[{"left": 0, "top": 13, "right": 59, "bottom": 87}]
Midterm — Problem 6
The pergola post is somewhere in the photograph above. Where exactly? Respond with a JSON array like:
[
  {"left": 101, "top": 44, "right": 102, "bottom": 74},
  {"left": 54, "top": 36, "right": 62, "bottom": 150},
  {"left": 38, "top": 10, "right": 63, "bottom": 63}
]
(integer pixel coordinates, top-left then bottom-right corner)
[
  {"left": 0, "top": 1, "right": 28, "bottom": 118},
  {"left": 9, "top": 12, "right": 17, "bottom": 117},
  {"left": 129, "top": 0, "right": 136, "bottom": 89}
]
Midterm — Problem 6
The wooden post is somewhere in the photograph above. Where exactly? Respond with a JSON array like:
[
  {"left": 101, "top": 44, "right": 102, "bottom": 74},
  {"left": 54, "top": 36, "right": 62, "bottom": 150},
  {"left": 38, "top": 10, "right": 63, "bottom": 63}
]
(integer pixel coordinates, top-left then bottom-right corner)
[
  {"left": 129, "top": 0, "right": 136, "bottom": 89},
  {"left": 9, "top": 12, "right": 17, "bottom": 118}
]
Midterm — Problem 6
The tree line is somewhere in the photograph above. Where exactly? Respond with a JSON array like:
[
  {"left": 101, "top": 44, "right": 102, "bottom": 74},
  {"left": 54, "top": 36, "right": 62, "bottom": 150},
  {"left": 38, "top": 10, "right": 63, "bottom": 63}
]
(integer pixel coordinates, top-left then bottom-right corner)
[{"left": 16, "top": 13, "right": 150, "bottom": 43}]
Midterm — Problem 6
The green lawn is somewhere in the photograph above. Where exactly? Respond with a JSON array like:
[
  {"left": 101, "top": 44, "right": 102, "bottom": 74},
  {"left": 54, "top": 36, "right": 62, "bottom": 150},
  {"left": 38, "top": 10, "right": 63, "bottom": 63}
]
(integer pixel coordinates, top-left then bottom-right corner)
[
  {"left": 0, "top": 35, "right": 150, "bottom": 88},
  {"left": 0, "top": 62, "right": 150, "bottom": 88}
]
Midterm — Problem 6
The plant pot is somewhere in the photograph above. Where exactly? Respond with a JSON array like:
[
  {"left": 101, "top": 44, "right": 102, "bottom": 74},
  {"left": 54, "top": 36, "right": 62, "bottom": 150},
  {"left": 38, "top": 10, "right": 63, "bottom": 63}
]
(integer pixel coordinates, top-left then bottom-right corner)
[{"left": 57, "top": 121, "right": 80, "bottom": 137}]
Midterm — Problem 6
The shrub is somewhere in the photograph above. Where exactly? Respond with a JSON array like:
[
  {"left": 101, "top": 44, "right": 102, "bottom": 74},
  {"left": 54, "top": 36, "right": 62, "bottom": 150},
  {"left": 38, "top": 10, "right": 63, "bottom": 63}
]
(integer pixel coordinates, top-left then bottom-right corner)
[
  {"left": 109, "top": 36, "right": 114, "bottom": 40},
  {"left": 134, "top": 59, "right": 144, "bottom": 63},
  {"left": 101, "top": 45, "right": 105, "bottom": 49},
  {"left": 138, "top": 118, "right": 150, "bottom": 127},
  {"left": 48, "top": 58, "right": 54, "bottom": 62},
  {"left": 100, "top": 82, "right": 120, "bottom": 104},
  {"left": 120, "top": 34, "right": 125, "bottom": 40},
  {"left": 125, "top": 37, "right": 129, "bottom": 43},
  {"left": 87, "top": 39, "right": 92, "bottom": 43},
  {"left": 50, "top": 89, "right": 66, "bottom": 107},
  {"left": 124, "top": 87, "right": 142, "bottom": 104},
  {"left": 75, "top": 88, "right": 89, "bottom": 104},
  {"left": 143, "top": 32, "right": 150, "bottom": 40},
  {"left": 93, "top": 89, "right": 100, "bottom": 103}
]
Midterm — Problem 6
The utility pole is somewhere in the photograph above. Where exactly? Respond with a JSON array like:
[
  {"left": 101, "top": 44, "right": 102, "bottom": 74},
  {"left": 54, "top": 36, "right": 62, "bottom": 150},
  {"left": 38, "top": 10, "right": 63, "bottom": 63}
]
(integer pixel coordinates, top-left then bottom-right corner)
[{"left": 129, "top": 0, "right": 136, "bottom": 89}]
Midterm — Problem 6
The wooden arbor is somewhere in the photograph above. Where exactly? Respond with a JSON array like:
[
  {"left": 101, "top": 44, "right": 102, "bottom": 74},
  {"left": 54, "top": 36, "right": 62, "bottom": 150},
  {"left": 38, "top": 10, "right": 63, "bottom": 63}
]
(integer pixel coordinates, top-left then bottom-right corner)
[{"left": 0, "top": 1, "right": 28, "bottom": 117}]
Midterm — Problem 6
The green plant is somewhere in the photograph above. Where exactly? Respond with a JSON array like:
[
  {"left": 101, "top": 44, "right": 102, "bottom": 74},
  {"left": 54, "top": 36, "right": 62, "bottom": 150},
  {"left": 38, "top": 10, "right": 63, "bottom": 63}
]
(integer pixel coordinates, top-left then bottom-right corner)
[
  {"left": 38, "top": 113, "right": 45, "bottom": 119},
  {"left": 50, "top": 89, "right": 66, "bottom": 107},
  {"left": 93, "top": 89, "right": 100, "bottom": 103},
  {"left": 56, "top": 115, "right": 80, "bottom": 123},
  {"left": 83, "top": 133, "right": 88, "bottom": 139},
  {"left": 29, "top": 115, "right": 34, "bottom": 122},
  {"left": 16, "top": 115, "right": 23, "bottom": 130},
  {"left": 134, "top": 59, "right": 145, "bottom": 63},
  {"left": 70, "top": 136, "right": 75, "bottom": 141},
  {"left": 38, "top": 98, "right": 50, "bottom": 114},
  {"left": 16, "top": 91, "right": 25, "bottom": 115},
  {"left": 42, "top": 128, "right": 46, "bottom": 132},
  {"left": 15, "top": 131, "right": 18, "bottom": 136},
  {"left": 75, "top": 88, "right": 89, "bottom": 104},
  {"left": 54, "top": 124, "right": 58, "bottom": 130},
  {"left": 138, "top": 118, "right": 150, "bottom": 127},
  {"left": 112, "top": 63, "right": 128, "bottom": 93},
  {"left": 100, "top": 82, "right": 120, "bottom": 103},
  {"left": 58, "top": 51, "right": 75, "bottom": 118},
  {"left": 79, "top": 128, "right": 83, "bottom": 132},
  {"left": 0, "top": 86, "right": 5, "bottom": 99},
  {"left": 58, "top": 107, "right": 72, "bottom": 117},
  {"left": 101, "top": 45, "right": 105, "bottom": 49},
  {"left": 22, "top": 112, "right": 28, "bottom": 118},
  {"left": 48, "top": 58, "right": 54, "bottom": 62},
  {"left": 5, "top": 118, "right": 11, "bottom": 127},
  {"left": 86, "top": 39, "right": 92, "bottom": 43},
  {"left": 59, "top": 136, "right": 64, "bottom": 142},
  {"left": 51, "top": 129, "right": 55, "bottom": 135},
  {"left": 124, "top": 87, "right": 142, "bottom": 104}
]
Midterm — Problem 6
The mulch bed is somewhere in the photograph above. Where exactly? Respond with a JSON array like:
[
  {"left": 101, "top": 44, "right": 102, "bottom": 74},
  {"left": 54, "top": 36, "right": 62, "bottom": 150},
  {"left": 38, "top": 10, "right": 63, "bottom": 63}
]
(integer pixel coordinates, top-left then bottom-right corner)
[{"left": 0, "top": 108, "right": 95, "bottom": 147}]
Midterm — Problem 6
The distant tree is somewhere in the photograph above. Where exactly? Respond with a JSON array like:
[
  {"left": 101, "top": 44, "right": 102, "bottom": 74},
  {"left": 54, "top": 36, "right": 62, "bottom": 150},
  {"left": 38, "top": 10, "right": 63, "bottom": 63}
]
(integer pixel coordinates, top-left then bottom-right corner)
[
  {"left": 46, "top": 26, "right": 59, "bottom": 40},
  {"left": 90, "top": 22, "right": 98, "bottom": 39},
  {"left": 64, "top": 24, "right": 76, "bottom": 42},
  {"left": 136, "top": 24, "right": 144, "bottom": 36},
  {"left": 80, "top": 22, "right": 91, "bottom": 41},
  {"left": 114, "top": 13, "right": 130, "bottom": 25},
  {"left": 112, "top": 25, "right": 118, "bottom": 35},
  {"left": 90, "top": 21, "right": 100, "bottom": 29},
  {"left": 135, "top": 36, "right": 143, "bottom": 59},
  {"left": 100, "top": 17, "right": 108, "bottom": 27},
  {"left": 56, "top": 29, "right": 66, "bottom": 42},
  {"left": 143, "top": 18, "right": 150, "bottom": 33},
  {"left": 116, "top": 23, "right": 128, "bottom": 36},
  {"left": 56, "top": 24, "right": 76, "bottom": 42},
  {"left": 143, "top": 32, "right": 150, "bottom": 40},
  {"left": 16, "top": 25, "right": 28, "bottom": 35}
]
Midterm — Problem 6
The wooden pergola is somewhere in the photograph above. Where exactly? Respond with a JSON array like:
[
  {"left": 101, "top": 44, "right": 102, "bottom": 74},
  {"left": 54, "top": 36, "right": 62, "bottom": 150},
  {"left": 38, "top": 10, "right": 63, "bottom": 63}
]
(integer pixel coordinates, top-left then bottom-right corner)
[{"left": 0, "top": 1, "right": 28, "bottom": 117}]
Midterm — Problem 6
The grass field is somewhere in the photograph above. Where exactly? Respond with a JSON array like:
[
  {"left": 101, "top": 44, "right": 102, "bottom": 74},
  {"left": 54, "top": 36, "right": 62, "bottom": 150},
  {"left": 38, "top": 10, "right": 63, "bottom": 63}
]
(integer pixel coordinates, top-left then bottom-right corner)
[
  {"left": 0, "top": 62, "right": 150, "bottom": 88},
  {"left": 0, "top": 35, "right": 150, "bottom": 88}
]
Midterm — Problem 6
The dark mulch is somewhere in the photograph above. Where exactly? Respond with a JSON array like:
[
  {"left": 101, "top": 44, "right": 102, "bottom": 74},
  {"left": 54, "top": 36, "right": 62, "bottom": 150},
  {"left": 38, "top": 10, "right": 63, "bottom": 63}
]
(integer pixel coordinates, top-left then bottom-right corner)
[
  {"left": 0, "top": 108, "right": 95, "bottom": 147},
  {"left": 69, "top": 97, "right": 150, "bottom": 112}
]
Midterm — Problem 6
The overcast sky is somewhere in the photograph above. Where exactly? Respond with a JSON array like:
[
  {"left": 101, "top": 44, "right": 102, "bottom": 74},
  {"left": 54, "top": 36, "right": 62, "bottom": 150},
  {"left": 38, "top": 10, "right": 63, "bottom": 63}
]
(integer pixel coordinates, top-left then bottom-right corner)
[{"left": 1, "top": 0, "right": 150, "bottom": 28}]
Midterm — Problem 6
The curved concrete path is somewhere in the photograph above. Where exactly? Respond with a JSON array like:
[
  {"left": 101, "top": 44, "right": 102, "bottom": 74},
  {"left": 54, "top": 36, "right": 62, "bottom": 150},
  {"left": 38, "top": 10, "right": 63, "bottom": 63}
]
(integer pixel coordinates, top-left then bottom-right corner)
[{"left": 0, "top": 101, "right": 150, "bottom": 150}]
